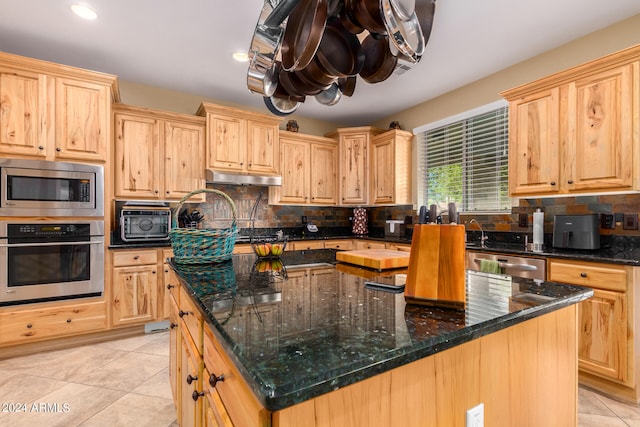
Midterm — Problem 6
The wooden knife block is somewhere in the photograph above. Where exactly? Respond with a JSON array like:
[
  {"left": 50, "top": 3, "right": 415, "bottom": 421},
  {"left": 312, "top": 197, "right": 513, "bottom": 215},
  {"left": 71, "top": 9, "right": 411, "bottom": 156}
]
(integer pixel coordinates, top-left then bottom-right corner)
[{"left": 405, "top": 224, "right": 466, "bottom": 308}]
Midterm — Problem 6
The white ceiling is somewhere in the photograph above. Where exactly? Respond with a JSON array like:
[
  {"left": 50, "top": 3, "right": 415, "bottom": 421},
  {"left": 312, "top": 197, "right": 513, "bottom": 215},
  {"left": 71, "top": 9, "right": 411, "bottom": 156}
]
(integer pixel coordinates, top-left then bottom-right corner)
[{"left": 1, "top": 0, "right": 639, "bottom": 126}]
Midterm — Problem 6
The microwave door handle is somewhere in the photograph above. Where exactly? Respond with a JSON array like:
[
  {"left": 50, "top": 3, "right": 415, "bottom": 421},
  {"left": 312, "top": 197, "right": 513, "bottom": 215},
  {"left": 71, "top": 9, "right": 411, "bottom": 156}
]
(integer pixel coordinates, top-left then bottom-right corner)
[{"left": 0, "top": 241, "right": 103, "bottom": 248}]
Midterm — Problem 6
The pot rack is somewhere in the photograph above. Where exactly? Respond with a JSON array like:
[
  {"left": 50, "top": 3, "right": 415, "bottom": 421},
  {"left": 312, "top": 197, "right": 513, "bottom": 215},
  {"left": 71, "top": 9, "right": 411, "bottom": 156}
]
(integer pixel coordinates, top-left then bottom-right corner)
[{"left": 247, "top": 0, "right": 436, "bottom": 116}]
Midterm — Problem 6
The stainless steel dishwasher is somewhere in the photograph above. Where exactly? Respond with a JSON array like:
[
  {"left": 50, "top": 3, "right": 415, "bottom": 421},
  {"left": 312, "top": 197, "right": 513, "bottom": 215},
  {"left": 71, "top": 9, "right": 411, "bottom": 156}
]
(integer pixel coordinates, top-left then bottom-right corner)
[{"left": 466, "top": 251, "right": 546, "bottom": 281}]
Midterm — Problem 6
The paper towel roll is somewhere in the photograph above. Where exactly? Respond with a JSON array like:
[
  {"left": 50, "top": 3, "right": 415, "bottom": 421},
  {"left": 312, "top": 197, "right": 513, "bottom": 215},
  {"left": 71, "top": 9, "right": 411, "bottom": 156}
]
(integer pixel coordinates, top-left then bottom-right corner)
[{"left": 533, "top": 209, "right": 544, "bottom": 252}]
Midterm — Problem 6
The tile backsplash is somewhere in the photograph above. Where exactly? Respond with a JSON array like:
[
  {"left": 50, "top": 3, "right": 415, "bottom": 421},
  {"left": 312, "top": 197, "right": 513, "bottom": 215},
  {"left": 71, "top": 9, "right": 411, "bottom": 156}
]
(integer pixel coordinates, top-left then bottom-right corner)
[
  {"left": 181, "top": 184, "right": 640, "bottom": 238},
  {"left": 180, "top": 185, "right": 413, "bottom": 234},
  {"left": 464, "top": 194, "right": 640, "bottom": 237}
]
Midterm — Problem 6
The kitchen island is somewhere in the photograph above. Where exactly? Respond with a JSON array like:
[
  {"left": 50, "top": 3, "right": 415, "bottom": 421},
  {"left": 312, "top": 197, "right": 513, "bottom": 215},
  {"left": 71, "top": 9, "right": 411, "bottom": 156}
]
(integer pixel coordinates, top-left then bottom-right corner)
[{"left": 168, "top": 249, "right": 592, "bottom": 426}]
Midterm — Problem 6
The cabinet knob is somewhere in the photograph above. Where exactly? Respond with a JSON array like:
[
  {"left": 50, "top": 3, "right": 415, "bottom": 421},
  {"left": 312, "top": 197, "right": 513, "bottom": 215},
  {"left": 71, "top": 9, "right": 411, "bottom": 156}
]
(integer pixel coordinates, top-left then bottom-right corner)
[
  {"left": 567, "top": 180, "right": 574, "bottom": 184},
  {"left": 55, "top": 147, "right": 61, "bottom": 152},
  {"left": 186, "top": 374, "right": 198, "bottom": 385},
  {"left": 66, "top": 319, "right": 71, "bottom": 323},
  {"left": 38, "top": 146, "right": 44, "bottom": 150},
  {"left": 170, "top": 323, "right": 178, "bottom": 329},
  {"left": 179, "top": 310, "right": 189, "bottom": 318},
  {"left": 167, "top": 284, "right": 175, "bottom": 290},
  {"left": 133, "top": 256, "right": 139, "bottom": 260},
  {"left": 26, "top": 323, "right": 32, "bottom": 329},
  {"left": 166, "top": 191, "right": 170, "bottom": 194},
  {"left": 209, "top": 373, "right": 225, "bottom": 388},
  {"left": 155, "top": 190, "right": 159, "bottom": 193},
  {"left": 550, "top": 181, "right": 556, "bottom": 186},
  {"left": 580, "top": 272, "right": 587, "bottom": 278},
  {"left": 152, "top": 270, "right": 156, "bottom": 274},
  {"left": 192, "top": 390, "right": 205, "bottom": 401}
]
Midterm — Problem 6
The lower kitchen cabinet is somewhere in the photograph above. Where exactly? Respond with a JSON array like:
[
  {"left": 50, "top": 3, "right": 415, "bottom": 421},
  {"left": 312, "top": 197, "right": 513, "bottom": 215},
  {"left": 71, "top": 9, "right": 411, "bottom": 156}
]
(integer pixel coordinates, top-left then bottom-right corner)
[
  {"left": 110, "top": 247, "right": 177, "bottom": 327},
  {"left": 111, "top": 249, "right": 159, "bottom": 326},
  {"left": 0, "top": 299, "right": 106, "bottom": 345},
  {"left": 548, "top": 259, "right": 639, "bottom": 402},
  {"left": 180, "top": 326, "right": 202, "bottom": 427},
  {"left": 354, "top": 240, "right": 386, "bottom": 250},
  {"left": 202, "top": 366, "right": 234, "bottom": 427}
]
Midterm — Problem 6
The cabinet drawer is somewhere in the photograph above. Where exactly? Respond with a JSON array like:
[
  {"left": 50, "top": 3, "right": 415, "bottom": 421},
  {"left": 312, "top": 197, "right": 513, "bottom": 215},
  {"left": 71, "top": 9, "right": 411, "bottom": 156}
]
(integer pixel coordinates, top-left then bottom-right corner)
[
  {"left": 291, "top": 240, "right": 325, "bottom": 250},
  {"left": 385, "top": 243, "right": 412, "bottom": 252},
  {"left": 0, "top": 300, "right": 106, "bottom": 344},
  {"left": 323, "top": 239, "right": 354, "bottom": 250},
  {"left": 203, "top": 367, "right": 234, "bottom": 427},
  {"left": 203, "top": 324, "right": 267, "bottom": 427},
  {"left": 548, "top": 260, "right": 627, "bottom": 292},
  {"left": 354, "top": 240, "right": 386, "bottom": 250},
  {"left": 233, "top": 244, "right": 254, "bottom": 254},
  {"left": 179, "top": 286, "right": 202, "bottom": 353},
  {"left": 113, "top": 250, "right": 158, "bottom": 267}
]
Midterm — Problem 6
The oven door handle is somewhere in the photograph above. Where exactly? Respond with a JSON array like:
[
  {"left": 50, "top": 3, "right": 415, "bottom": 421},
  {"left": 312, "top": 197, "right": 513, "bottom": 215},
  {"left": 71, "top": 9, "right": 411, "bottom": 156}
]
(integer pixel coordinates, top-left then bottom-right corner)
[
  {"left": 0, "top": 240, "right": 103, "bottom": 248},
  {"left": 472, "top": 258, "right": 538, "bottom": 271}
]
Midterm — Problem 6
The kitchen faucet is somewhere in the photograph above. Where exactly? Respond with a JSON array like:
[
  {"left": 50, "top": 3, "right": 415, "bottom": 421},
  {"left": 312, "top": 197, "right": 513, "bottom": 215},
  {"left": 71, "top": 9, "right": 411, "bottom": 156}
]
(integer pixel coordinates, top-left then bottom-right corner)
[{"left": 469, "top": 219, "right": 488, "bottom": 248}]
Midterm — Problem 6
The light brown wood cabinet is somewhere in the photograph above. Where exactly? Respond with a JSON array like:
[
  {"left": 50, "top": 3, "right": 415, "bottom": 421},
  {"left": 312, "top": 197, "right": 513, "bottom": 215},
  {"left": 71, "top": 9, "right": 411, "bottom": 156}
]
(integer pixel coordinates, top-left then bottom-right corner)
[
  {"left": 197, "top": 102, "right": 281, "bottom": 176},
  {"left": 371, "top": 129, "right": 413, "bottom": 204},
  {"left": 0, "top": 51, "right": 117, "bottom": 162},
  {"left": 354, "top": 240, "right": 386, "bottom": 250},
  {"left": 502, "top": 45, "right": 640, "bottom": 196},
  {"left": 0, "top": 299, "right": 106, "bottom": 345},
  {"left": 328, "top": 126, "right": 413, "bottom": 206},
  {"left": 111, "top": 249, "right": 159, "bottom": 327},
  {"left": 548, "top": 258, "right": 640, "bottom": 402},
  {"left": 327, "top": 126, "right": 383, "bottom": 205},
  {"left": 113, "top": 104, "right": 206, "bottom": 201},
  {"left": 269, "top": 131, "right": 338, "bottom": 205}
]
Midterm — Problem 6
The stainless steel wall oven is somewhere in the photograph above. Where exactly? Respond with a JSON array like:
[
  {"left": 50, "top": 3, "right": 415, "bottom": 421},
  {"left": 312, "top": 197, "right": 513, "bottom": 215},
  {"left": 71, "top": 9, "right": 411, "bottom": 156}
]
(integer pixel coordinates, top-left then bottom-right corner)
[{"left": 0, "top": 220, "right": 104, "bottom": 305}]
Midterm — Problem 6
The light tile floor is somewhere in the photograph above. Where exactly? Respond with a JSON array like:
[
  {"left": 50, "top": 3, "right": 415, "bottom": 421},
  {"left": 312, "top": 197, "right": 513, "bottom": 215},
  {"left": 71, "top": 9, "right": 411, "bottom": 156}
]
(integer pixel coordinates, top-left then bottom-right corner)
[
  {"left": 1, "top": 330, "right": 640, "bottom": 426},
  {"left": 0, "top": 331, "right": 177, "bottom": 427}
]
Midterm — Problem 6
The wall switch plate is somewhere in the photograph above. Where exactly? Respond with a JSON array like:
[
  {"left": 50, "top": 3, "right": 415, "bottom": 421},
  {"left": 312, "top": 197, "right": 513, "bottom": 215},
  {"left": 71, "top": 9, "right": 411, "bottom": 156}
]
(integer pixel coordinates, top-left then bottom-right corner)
[
  {"left": 518, "top": 213, "right": 528, "bottom": 228},
  {"left": 601, "top": 213, "right": 615, "bottom": 229},
  {"left": 623, "top": 213, "right": 638, "bottom": 230},
  {"left": 466, "top": 403, "right": 484, "bottom": 427}
]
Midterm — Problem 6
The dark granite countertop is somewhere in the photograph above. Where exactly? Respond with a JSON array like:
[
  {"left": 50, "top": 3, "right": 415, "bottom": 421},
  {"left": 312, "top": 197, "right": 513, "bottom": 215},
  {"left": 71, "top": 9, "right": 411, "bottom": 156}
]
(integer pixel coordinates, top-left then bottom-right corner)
[{"left": 169, "top": 249, "right": 592, "bottom": 412}]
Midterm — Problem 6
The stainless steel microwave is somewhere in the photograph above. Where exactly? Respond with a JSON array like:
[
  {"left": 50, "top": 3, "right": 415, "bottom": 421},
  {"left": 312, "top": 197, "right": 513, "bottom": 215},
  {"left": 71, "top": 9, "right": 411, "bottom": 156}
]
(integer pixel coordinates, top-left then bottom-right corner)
[{"left": 0, "top": 159, "right": 103, "bottom": 217}]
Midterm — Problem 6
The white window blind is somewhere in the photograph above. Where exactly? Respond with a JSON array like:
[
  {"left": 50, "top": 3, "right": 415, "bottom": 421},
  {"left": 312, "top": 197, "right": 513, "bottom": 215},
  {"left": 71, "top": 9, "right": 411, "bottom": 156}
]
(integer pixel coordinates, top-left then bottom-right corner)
[{"left": 417, "top": 104, "right": 510, "bottom": 213}]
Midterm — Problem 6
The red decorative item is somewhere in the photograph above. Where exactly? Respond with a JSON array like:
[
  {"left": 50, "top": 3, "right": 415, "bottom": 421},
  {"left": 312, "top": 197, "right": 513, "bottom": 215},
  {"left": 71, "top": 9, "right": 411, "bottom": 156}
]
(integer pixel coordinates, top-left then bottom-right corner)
[{"left": 352, "top": 207, "right": 368, "bottom": 235}]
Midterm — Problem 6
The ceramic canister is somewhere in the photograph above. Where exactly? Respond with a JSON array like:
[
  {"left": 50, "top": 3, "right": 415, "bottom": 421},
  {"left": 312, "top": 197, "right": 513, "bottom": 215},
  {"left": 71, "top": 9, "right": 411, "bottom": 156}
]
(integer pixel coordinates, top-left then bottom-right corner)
[{"left": 352, "top": 207, "right": 368, "bottom": 235}]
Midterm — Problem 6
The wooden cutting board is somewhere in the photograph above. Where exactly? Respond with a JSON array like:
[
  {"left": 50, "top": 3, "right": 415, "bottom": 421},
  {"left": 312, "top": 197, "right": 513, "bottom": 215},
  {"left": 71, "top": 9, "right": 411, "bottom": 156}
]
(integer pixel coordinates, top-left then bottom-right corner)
[
  {"left": 405, "top": 224, "right": 466, "bottom": 307},
  {"left": 336, "top": 249, "right": 410, "bottom": 271}
]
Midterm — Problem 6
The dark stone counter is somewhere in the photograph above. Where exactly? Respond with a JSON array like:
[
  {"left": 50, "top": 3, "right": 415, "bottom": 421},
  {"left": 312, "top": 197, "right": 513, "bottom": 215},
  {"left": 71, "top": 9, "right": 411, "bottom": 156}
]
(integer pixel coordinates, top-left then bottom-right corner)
[{"left": 169, "top": 249, "right": 592, "bottom": 412}]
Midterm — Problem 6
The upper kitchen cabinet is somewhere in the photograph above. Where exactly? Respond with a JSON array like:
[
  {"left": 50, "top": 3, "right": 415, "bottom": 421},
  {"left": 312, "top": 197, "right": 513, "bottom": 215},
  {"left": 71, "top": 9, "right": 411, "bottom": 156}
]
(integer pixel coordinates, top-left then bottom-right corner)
[
  {"left": 269, "top": 131, "right": 338, "bottom": 205},
  {"left": 196, "top": 102, "right": 281, "bottom": 176},
  {"left": 371, "top": 129, "right": 413, "bottom": 205},
  {"left": 502, "top": 45, "right": 640, "bottom": 196},
  {"left": 0, "top": 51, "right": 118, "bottom": 162},
  {"left": 113, "top": 104, "right": 206, "bottom": 201},
  {"left": 327, "top": 126, "right": 384, "bottom": 205},
  {"left": 327, "top": 126, "right": 412, "bottom": 206}
]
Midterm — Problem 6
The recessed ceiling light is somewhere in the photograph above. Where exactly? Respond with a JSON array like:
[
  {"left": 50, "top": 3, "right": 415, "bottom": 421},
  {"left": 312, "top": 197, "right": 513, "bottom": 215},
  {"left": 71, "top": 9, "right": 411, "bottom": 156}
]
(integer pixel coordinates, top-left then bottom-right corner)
[
  {"left": 232, "top": 51, "right": 249, "bottom": 62},
  {"left": 71, "top": 4, "right": 98, "bottom": 20}
]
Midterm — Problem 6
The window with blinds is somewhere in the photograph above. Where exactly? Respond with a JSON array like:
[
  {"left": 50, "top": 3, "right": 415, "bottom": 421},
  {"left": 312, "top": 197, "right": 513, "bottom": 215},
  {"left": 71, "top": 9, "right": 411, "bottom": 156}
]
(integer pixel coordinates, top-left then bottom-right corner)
[{"left": 417, "top": 103, "right": 510, "bottom": 213}]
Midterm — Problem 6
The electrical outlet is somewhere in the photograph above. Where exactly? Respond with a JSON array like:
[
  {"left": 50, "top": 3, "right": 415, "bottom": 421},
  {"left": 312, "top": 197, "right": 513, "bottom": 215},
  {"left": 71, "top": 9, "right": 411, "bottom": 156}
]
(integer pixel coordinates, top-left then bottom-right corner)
[
  {"left": 466, "top": 403, "right": 484, "bottom": 427},
  {"left": 624, "top": 213, "right": 639, "bottom": 230},
  {"left": 615, "top": 212, "right": 624, "bottom": 223},
  {"left": 518, "top": 213, "right": 528, "bottom": 228},
  {"left": 601, "top": 213, "right": 615, "bottom": 229}
]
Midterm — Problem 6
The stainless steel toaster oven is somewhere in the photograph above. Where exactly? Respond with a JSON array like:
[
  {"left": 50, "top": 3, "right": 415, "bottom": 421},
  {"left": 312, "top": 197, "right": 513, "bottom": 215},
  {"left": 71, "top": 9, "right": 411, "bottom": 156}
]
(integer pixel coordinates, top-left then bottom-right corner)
[{"left": 120, "top": 206, "right": 171, "bottom": 242}]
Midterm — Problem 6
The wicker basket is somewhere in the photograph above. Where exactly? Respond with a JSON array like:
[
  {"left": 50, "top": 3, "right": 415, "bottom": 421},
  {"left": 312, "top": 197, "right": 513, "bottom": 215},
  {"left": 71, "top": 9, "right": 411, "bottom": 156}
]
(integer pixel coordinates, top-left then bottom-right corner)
[{"left": 170, "top": 189, "right": 237, "bottom": 264}]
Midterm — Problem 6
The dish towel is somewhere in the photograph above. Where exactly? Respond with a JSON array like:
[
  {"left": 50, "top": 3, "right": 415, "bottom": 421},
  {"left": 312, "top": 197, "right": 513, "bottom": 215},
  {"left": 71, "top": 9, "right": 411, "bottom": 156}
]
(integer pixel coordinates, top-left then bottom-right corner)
[{"left": 480, "top": 259, "right": 502, "bottom": 274}]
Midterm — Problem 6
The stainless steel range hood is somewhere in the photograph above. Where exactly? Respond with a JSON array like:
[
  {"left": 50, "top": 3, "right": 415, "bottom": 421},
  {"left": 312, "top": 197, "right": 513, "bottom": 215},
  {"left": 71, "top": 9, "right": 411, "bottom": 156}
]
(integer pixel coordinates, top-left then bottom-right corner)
[{"left": 206, "top": 170, "right": 282, "bottom": 186}]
